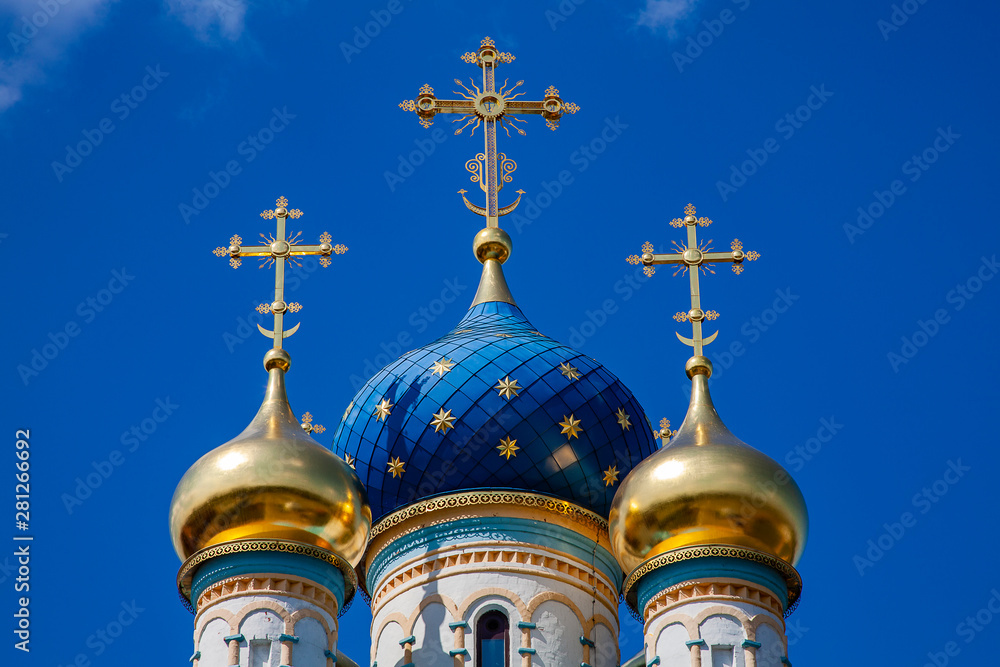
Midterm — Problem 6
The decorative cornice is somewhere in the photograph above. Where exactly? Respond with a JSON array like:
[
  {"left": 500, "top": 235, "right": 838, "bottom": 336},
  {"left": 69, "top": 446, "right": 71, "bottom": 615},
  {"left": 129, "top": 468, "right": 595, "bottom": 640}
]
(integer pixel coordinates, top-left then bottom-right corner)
[
  {"left": 644, "top": 579, "right": 784, "bottom": 620},
  {"left": 370, "top": 490, "right": 608, "bottom": 540},
  {"left": 622, "top": 545, "right": 802, "bottom": 618},
  {"left": 177, "top": 539, "right": 357, "bottom": 616},
  {"left": 371, "top": 543, "right": 618, "bottom": 612},
  {"left": 196, "top": 573, "right": 339, "bottom": 620}
]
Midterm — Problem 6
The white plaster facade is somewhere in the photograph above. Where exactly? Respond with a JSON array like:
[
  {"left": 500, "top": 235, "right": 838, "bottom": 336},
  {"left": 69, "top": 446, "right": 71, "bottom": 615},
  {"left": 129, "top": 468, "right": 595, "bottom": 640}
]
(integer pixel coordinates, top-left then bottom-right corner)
[
  {"left": 365, "top": 495, "right": 621, "bottom": 667},
  {"left": 643, "top": 584, "right": 788, "bottom": 667},
  {"left": 191, "top": 574, "right": 340, "bottom": 667}
]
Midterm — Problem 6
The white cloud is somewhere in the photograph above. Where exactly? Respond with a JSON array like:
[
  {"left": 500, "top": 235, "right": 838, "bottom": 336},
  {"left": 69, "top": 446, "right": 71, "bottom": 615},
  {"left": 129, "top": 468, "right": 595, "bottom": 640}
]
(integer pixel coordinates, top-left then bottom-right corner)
[
  {"left": 637, "top": 0, "right": 700, "bottom": 35},
  {"left": 163, "top": 0, "right": 247, "bottom": 43},
  {"left": 0, "top": 0, "right": 116, "bottom": 112}
]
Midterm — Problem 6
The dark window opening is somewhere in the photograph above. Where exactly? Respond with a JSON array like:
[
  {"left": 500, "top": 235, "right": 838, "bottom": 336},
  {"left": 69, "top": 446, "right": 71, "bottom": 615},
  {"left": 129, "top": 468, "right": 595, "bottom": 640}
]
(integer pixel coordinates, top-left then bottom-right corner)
[{"left": 476, "top": 610, "right": 510, "bottom": 667}]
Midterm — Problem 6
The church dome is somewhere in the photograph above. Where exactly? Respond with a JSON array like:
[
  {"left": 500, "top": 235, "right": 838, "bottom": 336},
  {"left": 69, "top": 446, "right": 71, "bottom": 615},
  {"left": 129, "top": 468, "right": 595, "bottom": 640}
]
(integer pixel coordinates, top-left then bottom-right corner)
[
  {"left": 609, "top": 357, "right": 808, "bottom": 575},
  {"left": 331, "top": 235, "right": 657, "bottom": 521},
  {"left": 170, "top": 350, "right": 372, "bottom": 567}
]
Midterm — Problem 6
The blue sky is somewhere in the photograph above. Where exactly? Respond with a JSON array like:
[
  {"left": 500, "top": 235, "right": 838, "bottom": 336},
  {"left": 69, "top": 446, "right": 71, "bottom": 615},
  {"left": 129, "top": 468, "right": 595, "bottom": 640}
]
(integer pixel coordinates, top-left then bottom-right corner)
[{"left": 3, "top": 0, "right": 999, "bottom": 664}]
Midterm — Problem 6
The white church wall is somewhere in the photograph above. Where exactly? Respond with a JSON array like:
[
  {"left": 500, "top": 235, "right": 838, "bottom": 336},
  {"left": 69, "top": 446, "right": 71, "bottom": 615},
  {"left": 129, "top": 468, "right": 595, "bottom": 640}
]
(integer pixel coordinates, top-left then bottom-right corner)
[
  {"left": 653, "top": 622, "right": 690, "bottom": 666},
  {"left": 530, "top": 599, "right": 583, "bottom": 667},
  {"left": 753, "top": 623, "right": 785, "bottom": 667},
  {"left": 374, "top": 619, "right": 405, "bottom": 667},
  {"left": 294, "top": 616, "right": 329, "bottom": 666},
  {"left": 699, "top": 615, "right": 746, "bottom": 667},
  {"left": 412, "top": 601, "right": 455, "bottom": 667},
  {"left": 591, "top": 621, "right": 617, "bottom": 667},
  {"left": 196, "top": 617, "right": 230, "bottom": 666}
]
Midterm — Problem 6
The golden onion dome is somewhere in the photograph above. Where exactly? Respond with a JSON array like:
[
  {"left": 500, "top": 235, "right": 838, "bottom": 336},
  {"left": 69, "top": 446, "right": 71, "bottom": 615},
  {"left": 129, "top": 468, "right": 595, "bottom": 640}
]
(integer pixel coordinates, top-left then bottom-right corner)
[
  {"left": 609, "top": 357, "right": 807, "bottom": 575},
  {"left": 169, "top": 350, "right": 371, "bottom": 567}
]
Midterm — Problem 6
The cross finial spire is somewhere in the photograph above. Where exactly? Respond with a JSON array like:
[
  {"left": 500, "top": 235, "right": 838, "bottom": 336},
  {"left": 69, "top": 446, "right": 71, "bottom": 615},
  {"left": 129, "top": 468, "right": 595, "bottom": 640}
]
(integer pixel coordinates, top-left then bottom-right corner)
[
  {"left": 626, "top": 204, "right": 760, "bottom": 357},
  {"left": 213, "top": 196, "right": 347, "bottom": 351},
  {"left": 399, "top": 37, "right": 579, "bottom": 230}
]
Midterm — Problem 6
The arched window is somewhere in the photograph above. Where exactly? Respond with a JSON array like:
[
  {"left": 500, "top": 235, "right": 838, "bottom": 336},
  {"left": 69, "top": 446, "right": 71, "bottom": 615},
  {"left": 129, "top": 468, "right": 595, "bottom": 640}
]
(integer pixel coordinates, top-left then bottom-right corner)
[{"left": 476, "top": 610, "right": 509, "bottom": 667}]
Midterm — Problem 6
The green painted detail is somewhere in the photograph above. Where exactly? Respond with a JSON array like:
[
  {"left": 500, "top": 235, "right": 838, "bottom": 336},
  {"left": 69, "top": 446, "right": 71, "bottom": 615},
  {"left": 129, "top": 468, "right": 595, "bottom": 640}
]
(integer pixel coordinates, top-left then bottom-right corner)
[
  {"left": 279, "top": 634, "right": 300, "bottom": 643},
  {"left": 324, "top": 649, "right": 337, "bottom": 660},
  {"left": 781, "top": 658, "right": 793, "bottom": 666},
  {"left": 742, "top": 640, "right": 762, "bottom": 649},
  {"left": 399, "top": 635, "right": 416, "bottom": 646},
  {"left": 648, "top": 657, "right": 661, "bottom": 666},
  {"left": 517, "top": 622, "right": 537, "bottom": 629},
  {"left": 580, "top": 636, "right": 595, "bottom": 647},
  {"left": 449, "top": 621, "right": 470, "bottom": 630},
  {"left": 450, "top": 649, "right": 470, "bottom": 656},
  {"left": 685, "top": 640, "right": 706, "bottom": 647},
  {"left": 223, "top": 634, "right": 244, "bottom": 643},
  {"left": 518, "top": 648, "right": 537, "bottom": 655},
  {"left": 189, "top": 651, "right": 201, "bottom": 662}
]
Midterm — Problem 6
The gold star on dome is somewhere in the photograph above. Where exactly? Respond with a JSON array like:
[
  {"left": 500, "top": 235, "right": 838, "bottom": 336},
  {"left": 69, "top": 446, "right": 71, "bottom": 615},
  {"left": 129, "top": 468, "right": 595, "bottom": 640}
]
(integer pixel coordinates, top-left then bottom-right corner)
[
  {"left": 559, "top": 363, "right": 581, "bottom": 381},
  {"left": 495, "top": 333, "right": 513, "bottom": 338},
  {"left": 373, "top": 398, "right": 394, "bottom": 422},
  {"left": 344, "top": 454, "right": 356, "bottom": 468},
  {"left": 603, "top": 465, "right": 620, "bottom": 487},
  {"left": 495, "top": 376, "right": 522, "bottom": 400},
  {"left": 616, "top": 408, "right": 631, "bottom": 431},
  {"left": 559, "top": 414, "right": 582, "bottom": 440},
  {"left": 430, "top": 357, "right": 455, "bottom": 377},
  {"left": 387, "top": 456, "right": 406, "bottom": 478},
  {"left": 431, "top": 408, "right": 457, "bottom": 434},
  {"left": 497, "top": 436, "right": 519, "bottom": 460}
]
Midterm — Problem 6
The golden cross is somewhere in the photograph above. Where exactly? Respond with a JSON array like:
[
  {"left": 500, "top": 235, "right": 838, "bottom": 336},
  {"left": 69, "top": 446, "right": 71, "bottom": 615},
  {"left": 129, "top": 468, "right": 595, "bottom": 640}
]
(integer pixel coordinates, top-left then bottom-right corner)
[
  {"left": 627, "top": 204, "right": 760, "bottom": 356},
  {"left": 213, "top": 196, "right": 347, "bottom": 350},
  {"left": 656, "top": 418, "right": 675, "bottom": 446},
  {"left": 299, "top": 412, "right": 325, "bottom": 435},
  {"left": 400, "top": 36, "right": 579, "bottom": 228}
]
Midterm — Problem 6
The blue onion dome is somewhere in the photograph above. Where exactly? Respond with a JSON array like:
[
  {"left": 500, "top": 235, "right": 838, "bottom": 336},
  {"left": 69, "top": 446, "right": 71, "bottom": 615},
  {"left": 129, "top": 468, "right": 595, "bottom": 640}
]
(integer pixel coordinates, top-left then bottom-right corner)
[{"left": 331, "top": 228, "right": 657, "bottom": 521}]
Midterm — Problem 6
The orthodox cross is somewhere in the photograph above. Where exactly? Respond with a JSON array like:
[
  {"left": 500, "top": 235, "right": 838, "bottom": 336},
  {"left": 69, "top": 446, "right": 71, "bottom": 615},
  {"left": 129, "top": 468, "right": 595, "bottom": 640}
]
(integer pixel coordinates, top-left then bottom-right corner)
[
  {"left": 213, "top": 196, "right": 347, "bottom": 349},
  {"left": 627, "top": 204, "right": 759, "bottom": 356},
  {"left": 399, "top": 36, "right": 579, "bottom": 228}
]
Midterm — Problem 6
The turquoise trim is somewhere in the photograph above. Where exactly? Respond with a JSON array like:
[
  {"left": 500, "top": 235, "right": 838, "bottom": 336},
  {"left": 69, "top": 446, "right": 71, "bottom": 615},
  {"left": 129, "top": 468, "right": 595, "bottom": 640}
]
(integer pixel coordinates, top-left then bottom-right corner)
[
  {"left": 189, "top": 651, "right": 201, "bottom": 661},
  {"left": 518, "top": 648, "right": 537, "bottom": 655},
  {"left": 367, "top": 517, "right": 622, "bottom": 593},
  {"left": 449, "top": 621, "right": 470, "bottom": 630},
  {"left": 191, "top": 551, "right": 347, "bottom": 612},
  {"left": 402, "top": 663, "right": 415, "bottom": 667},
  {"left": 581, "top": 663, "right": 593, "bottom": 667},
  {"left": 399, "top": 635, "right": 416, "bottom": 646},
  {"left": 580, "top": 636, "right": 595, "bottom": 647},
  {"left": 781, "top": 658, "right": 792, "bottom": 666},
  {"left": 517, "top": 622, "right": 537, "bottom": 629},
  {"left": 685, "top": 640, "right": 705, "bottom": 647},
  {"left": 223, "top": 634, "right": 244, "bottom": 643},
  {"left": 634, "top": 557, "right": 788, "bottom": 613},
  {"left": 324, "top": 649, "right": 337, "bottom": 660},
  {"left": 648, "top": 657, "right": 660, "bottom": 666},
  {"left": 742, "top": 640, "right": 761, "bottom": 649},
  {"left": 450, "top": 649, "right": 469, "bottom": 656},
  {"left": 279, "top": 634, "right": 299, "bottom": 643}
]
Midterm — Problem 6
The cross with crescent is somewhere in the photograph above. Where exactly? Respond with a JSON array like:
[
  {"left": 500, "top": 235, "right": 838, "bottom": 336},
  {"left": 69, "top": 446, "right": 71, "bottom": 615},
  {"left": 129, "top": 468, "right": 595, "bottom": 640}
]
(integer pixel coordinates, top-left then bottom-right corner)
[
  {"left": 627, "top": 204, "right": 760, "bottom": 356},
  {"left": 399, "top": 36, "right": 579, "bottom": 228},
  {"left": 213, "top": 196, "right": 347, "bottom": 349}
]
